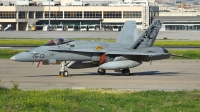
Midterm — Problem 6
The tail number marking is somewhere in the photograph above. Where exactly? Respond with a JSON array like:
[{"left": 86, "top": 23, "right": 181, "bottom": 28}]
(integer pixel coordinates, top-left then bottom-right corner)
[{"left": 31, "top": 53, "right": 45, "bottom": 58}]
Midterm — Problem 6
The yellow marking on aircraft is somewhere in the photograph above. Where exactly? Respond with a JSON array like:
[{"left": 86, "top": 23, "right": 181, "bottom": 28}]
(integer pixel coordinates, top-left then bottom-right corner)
[{"left": 95, "top": 46, "right": 104, "bottom": 50}]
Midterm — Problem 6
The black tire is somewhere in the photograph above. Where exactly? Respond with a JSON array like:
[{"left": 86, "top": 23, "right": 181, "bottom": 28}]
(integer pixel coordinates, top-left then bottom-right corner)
[
  {"left": 98, "top": 68, "right": 106, "bottom": 75},
  {"left": 59, "top": 71, "right": 62, "bottom": 76},
  {"left": 63, "top": 71, "right": 68, "bottom": 77},
  {"left": 101, "top": 69, "right": 106, "bottom": 75},
  {"left": 122, "top": 69, "right": 130, "bottom": 76}
]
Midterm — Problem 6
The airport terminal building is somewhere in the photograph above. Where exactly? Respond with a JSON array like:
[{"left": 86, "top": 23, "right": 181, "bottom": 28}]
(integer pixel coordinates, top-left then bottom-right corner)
[
  {"left": 154, "top": 16, "right": 200, "bottom": 31},
  {"left": 0, "top": 0, "right": 159, "bottom": 31}
]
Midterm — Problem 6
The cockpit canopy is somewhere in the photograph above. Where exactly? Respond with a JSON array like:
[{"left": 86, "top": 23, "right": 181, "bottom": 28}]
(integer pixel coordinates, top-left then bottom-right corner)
[{"left": 44, "top": 38, "right": 73, "bottom": 46}]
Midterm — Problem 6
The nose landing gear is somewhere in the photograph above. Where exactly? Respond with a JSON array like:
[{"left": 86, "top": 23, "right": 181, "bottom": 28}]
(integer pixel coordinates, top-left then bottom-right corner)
[
  {"left": 58, "top": 71, "right": 69, "bottom": 77},
  {"left": 58, "top": 61, "right": 70, "bottom": 77}
]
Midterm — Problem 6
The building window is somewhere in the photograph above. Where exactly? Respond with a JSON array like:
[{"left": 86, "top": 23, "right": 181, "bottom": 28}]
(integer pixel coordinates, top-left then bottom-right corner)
[
  {"left": 18, "top": 11, "right": 25, "bottom": 19},
  {"left": 123, "top": 11, "right": 142, "bottom": 18},
  {"left": 165, "top": 25, "right": 200, "bottom": 31},
  {"left": 36, "top": 12, "right": 43, "bottom": 18},
  {"left": 103, "top": 11, "right": 121, "bottom": 18},
  {"left": 64, "top": 11, "right": 82, "bottom": 18},
  {"left": 45, "top": 11, "right": 63, "bottom": 18},
  {"left": 84, "top": 11, "right": 102, "bottom": 18},
  {"left": 0, "top": 11, "right": 16, "bottom": 19},
  {"left": 164, "top": 22, "right": 200, "bottom": 24},
  {"left": 29, "top": 12, "right": 34, "bottom": 18}
]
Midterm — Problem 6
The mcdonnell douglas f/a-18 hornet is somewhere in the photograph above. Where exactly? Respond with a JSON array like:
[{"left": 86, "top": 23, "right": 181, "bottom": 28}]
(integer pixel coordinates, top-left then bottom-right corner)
[{"left": 10, "top": 20, "right": 171, "bottom": 76}]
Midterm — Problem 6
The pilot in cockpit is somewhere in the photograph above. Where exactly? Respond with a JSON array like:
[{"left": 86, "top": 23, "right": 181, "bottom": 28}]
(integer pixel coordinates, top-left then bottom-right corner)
[
  {"left": 54, "top": 38, "right": 64, "bottom": 45},
  {"left": 45, "top": 38, "right": 64, "bottom": 46}
]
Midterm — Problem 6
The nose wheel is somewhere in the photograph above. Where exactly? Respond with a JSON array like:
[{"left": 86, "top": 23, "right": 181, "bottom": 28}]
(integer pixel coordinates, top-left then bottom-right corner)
[
  {"left": 59, "top": 61, "right": 70, "bottom": 77},
  {"left": 59, "top": 71, "right": 69, "bottom": 77},
  {"left": 122, "top": 68, "right": 130, "bottom": 76}
]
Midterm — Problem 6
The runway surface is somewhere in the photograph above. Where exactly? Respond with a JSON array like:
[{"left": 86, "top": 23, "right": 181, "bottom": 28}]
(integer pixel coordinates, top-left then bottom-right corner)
[
  {"left": 0, "top": 59, "right": 200, "bottom": 91},
  {"left": 1, "top": 31, "right": 200, "bottom": 40}
]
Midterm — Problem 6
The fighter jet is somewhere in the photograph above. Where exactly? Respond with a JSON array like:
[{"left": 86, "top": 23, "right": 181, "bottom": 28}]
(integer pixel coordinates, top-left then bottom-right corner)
[{"left": 10, "top": 20, "right": 170, "bottom": 76}]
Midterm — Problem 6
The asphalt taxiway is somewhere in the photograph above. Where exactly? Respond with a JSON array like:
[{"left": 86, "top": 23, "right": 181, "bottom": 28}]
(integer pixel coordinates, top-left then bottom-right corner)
[
  {"left": 0, "top": 59, "right": 200, "bottom": 91},
  {"left": 1, "top": 31, "right": 200, "bottom": 40}
]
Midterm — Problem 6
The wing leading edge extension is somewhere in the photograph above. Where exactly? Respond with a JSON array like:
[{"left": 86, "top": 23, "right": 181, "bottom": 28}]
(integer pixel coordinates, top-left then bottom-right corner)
[{"left": 49, "top": 48, "right": 107, "bottom": 53}]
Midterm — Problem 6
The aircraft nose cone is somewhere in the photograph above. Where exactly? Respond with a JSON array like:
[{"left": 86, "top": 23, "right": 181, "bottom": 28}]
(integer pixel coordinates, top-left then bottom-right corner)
[
  {"left": 10, "top": 56, "right": 15, "bottom": 60},
  {"left": 10, "top": 52, "right": 31, "bottom": 62}
]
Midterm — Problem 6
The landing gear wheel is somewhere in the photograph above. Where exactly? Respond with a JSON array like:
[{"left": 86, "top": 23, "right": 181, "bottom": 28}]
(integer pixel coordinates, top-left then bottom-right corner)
[
  {"left": 122, "top": 69, "right": 130, "bottom": 76},
  {"left": 59, "top": 61, "right": 71, "bottom": 77},
  {"left": 98, "top": 68, "right": 106, "bottom": 75},
  {"left": 63, "top": 71, "right": 69, "bottom": 77},
  {"left": 58, "top": 71, "right": 69, "bottom": 77},
  {"left": 59, "top": 71, "right": 62, "bottom": 76},
  {"left": 63, "top": 71, "right": 68, "bottom": 77}
]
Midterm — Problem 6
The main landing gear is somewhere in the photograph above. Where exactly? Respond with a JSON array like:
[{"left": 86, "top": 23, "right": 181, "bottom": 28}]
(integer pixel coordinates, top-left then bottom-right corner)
[
  {"left": 98, "top": 68, "right": 130, "bottom": 76},
  {"left": 122, "top": 68, "right": 130, "bottom": 76},
  {"left": 59, "top": 61, "right": 70, "bottom": 77},
  {"left": 97, "top": 68, "right": 106, "bottom": 75}
]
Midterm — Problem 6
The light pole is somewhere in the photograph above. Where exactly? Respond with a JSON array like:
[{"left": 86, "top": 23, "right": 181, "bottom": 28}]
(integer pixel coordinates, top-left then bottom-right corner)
[
  {"left": 99, "top": 18, "right": 103, "bottom": 30},
  {"left": 48, "top": 0, "right": 51, "bottom": 30}
]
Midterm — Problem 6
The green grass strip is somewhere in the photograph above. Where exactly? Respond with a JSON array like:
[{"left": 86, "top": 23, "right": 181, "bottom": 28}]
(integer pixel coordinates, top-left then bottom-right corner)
[
  {"left": 0, "top": 88, "right": 199, "bottom": 111},
  {"left": 0, "top": 49, "right": 200, "bottom": 59},
  {"left": 0, "top": 39, "right": 49, "bottom": 45},
  {"left": 0, "top": 49, "right": 24, "bottom": 59},
  {"left": 154, "top": 40, "right": 200, "bottom": 46},
  {"left": 169, "top": 50, "right": 200, "bottom": 59},
  {"left": 1, "top": 39, "right": 200, "bottom": 46},
  {"left": 0, "top": 39, "right": 115, "bottom": 45}
]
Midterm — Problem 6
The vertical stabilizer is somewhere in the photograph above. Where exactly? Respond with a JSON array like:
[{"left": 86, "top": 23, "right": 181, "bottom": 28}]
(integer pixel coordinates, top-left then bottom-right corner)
[
  {"left": 116, "top": 21, "right": 138, "bottom": 46},
  {"left": 133, "top": 27, "right": 139, "bottom": 44},
  {"left": 131, "top": 20, "right": 162, "bottom": 49}
]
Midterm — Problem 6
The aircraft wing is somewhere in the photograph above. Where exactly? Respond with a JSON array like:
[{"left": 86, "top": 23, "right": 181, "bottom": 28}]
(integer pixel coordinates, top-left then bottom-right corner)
[
  {"left": 49, "top": 48, "right": 170, "bottom": 56},
  {"left": 106, "top": 51, "right": 171, "bottom": 56}
]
